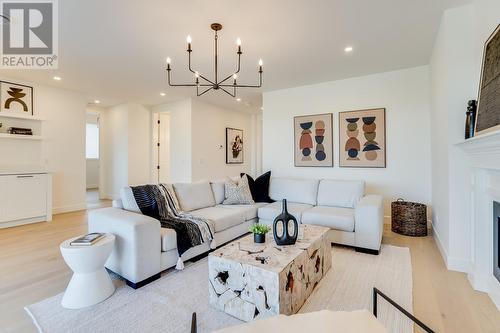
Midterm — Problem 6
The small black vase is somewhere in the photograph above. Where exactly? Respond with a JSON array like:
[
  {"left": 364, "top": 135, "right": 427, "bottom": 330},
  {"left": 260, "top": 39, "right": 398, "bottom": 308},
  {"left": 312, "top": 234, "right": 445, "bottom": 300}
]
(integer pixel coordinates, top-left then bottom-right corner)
[
  {"left": 273, "top": 199, "right": 298, "bottom": 245},
  {"left": 254, "top": 233, "right": 265, "bottom": 243}
]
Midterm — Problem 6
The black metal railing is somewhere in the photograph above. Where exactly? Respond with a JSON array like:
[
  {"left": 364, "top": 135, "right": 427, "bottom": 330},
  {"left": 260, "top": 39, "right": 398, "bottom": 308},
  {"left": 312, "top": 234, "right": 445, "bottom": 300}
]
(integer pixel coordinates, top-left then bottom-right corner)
[{"left": 373, "top": 287, "right": 435, "bottom": 333}]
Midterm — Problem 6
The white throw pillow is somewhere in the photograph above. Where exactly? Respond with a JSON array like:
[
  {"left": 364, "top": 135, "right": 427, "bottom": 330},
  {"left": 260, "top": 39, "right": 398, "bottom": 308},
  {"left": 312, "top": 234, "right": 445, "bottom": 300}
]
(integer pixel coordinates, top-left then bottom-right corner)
[
  {"left": 223, "top": 176, "right": 255, "bottom": 205},
  {"left": 120, "top": 186, "right": 142, "bottom": 213}
]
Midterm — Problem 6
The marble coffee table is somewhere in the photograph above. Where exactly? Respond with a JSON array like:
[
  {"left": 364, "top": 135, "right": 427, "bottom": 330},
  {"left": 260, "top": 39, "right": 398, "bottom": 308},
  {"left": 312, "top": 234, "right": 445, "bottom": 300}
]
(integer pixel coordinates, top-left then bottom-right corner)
[{"left": 208, "top": 224, "right": 331, "bottom": 322}]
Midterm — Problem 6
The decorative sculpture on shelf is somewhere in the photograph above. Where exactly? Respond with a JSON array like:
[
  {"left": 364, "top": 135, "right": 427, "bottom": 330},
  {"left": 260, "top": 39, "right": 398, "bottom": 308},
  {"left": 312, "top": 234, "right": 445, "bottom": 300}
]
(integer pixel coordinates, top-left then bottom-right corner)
[
  {"left": 273, "top": 199, "right": 298, "bottom": 245},
  {"left": 465, "top": 99, "right": 477, "bottom": 139}
]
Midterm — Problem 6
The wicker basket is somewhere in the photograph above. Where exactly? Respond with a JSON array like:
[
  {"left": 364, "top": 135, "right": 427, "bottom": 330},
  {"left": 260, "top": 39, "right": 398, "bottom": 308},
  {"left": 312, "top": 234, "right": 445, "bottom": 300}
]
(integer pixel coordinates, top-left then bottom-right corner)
[{"left": 391, "top": 199, "right": 427, "bottom": 237}]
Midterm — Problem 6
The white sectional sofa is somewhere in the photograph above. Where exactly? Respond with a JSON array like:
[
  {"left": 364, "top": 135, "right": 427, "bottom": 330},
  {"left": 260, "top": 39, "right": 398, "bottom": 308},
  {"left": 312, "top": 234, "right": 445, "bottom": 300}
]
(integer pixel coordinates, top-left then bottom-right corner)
[
  {"left": 258, "top": 178, "right": 383, "bottom": 254},
  {"left": 88, "top": 177, "right": 383, "bottom": 288}
]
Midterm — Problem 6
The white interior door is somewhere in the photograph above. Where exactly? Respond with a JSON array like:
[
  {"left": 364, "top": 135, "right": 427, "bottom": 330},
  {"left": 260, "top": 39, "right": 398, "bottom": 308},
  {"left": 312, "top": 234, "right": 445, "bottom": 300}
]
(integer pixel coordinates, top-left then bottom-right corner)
[{"left": 153, "top": 113, "right": 170, "bottom": 183}]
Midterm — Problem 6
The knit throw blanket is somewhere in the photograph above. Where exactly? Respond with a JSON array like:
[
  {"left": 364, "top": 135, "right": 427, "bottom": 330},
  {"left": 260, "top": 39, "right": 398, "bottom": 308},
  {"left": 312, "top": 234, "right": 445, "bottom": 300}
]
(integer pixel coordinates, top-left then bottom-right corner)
[{"left": 130, "top": 184, "right": 215, "bottom": 270}]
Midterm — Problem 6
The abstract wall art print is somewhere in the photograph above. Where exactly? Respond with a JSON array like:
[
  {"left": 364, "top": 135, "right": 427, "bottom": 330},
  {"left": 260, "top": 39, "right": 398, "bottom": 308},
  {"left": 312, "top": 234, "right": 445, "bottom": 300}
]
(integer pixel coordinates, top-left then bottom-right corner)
[
  {"left": 339, "top": 108, "right": 386, "bottom": 168},
  {"left": 0, "top": 81, "right": 33, "bottom": 116},
  {"left": 475, "top": 24, "right": 500, "bottom": 135},
  {"left": 294, "top": 113, "right": 333, "bottom": 167},
  {"left": 226, "top": 127, "right": 244, "bottom": 164}
]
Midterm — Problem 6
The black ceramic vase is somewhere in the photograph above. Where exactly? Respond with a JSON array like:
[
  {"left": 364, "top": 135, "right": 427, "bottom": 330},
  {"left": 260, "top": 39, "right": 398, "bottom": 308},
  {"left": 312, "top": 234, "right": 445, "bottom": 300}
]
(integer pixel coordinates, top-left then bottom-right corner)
[
  {"left": 254, "top": 233, "right": 265, "bottom": 243},
  {"left": 273, "top": 199, "right": 298, "bottom": 245}
]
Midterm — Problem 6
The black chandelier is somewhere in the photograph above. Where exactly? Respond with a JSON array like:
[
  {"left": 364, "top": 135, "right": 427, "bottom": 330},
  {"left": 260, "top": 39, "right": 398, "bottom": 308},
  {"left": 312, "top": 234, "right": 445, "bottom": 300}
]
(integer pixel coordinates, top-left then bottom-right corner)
[{"left": 166, "top": 23, "right": 263, "bottom": 97}]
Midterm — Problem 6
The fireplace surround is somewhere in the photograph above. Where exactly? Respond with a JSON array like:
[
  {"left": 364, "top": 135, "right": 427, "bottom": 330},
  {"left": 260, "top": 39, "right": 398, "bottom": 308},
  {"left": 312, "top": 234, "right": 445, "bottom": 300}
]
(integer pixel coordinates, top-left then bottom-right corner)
[
  {"left": 456, "top": 130, "right": 500, "bottom": 310},
  {"left": 494, "top": 201, "right": 500, "bottom": 283}
]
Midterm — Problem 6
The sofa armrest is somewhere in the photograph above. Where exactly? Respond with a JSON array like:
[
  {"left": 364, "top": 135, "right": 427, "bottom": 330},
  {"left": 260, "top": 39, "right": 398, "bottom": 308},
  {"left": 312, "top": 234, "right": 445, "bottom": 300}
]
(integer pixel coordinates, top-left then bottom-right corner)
[
  {"left": 88, "top": 207, "right": 161, "bottom": 283},
  {"left": 354, "top": 195, "right": 384, "bottom": 251}
]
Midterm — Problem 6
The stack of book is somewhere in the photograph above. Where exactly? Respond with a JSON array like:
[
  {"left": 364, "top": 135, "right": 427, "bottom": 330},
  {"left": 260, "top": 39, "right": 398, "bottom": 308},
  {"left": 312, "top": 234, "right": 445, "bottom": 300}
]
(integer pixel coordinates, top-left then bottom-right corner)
[
  {"left": 70, "top": 233, "right": 106, "bottom": 246},
  {"left": 8, "top": 127, "right": 33, "bottom": 135}
]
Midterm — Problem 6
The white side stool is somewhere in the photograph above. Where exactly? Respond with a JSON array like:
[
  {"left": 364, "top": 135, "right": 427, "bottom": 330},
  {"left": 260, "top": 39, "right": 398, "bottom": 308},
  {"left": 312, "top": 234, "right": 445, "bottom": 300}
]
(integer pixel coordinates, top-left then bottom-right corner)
[{"left": 60, "top": 234, "right": 116, "bottom": 309}]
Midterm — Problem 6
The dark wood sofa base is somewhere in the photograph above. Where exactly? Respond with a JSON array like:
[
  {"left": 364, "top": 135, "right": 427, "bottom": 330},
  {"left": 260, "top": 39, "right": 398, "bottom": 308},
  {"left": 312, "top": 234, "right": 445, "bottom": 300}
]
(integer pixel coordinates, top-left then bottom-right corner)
[
  {"left": 125, "top": 273, "right": 161, "bottom": 289},
  {"left": 354, "top": 247, "right": 380, "bottom": 255}
]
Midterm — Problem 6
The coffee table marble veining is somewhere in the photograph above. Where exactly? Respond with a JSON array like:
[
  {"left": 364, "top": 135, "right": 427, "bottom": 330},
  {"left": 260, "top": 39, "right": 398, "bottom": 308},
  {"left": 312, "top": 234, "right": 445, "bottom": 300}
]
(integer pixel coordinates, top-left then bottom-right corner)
[{"left": 209, "top": 225, "right": 331, "bottom": 322}]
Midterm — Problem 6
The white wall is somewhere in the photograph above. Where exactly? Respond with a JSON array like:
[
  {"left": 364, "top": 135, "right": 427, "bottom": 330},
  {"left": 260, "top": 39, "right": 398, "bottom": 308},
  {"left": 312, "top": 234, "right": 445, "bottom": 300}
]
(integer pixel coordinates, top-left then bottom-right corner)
[
  {"left": 127, "top": 104, "right": 151, "bottom": 186},
  {"left": 100, "top": 103, "right": 151, "bottom": 198},
  {"left": 86, "top": 111, "right": 100, "bottom": 189},
  {"left": 0, "top": 78, "right": 87, "bottom": 213},
  {"left": 263, "top": 66, "right": 432, "bottom": 217},
  {"left": 153, "top": 98, "right": 257, "bottom": 183},
  {"left": 430, "top": 0, "right": 500, "bottom": 271},
  {"left": 191, "top": 99, "right": 254, "bottom": 181}
]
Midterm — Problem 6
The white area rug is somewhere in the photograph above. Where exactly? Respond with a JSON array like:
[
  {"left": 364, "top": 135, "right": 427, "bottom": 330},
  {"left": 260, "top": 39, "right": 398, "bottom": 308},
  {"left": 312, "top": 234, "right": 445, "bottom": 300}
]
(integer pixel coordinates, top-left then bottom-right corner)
[{"left": 25, "top": 245, "right": 413, "bottom": 333}]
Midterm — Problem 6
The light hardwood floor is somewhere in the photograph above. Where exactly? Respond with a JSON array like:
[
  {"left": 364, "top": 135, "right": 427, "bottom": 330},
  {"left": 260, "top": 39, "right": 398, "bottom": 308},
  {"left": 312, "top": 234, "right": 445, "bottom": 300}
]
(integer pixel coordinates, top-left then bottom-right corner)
[{"left": 1, "top": 207, "right": 500, "bottom": 332}]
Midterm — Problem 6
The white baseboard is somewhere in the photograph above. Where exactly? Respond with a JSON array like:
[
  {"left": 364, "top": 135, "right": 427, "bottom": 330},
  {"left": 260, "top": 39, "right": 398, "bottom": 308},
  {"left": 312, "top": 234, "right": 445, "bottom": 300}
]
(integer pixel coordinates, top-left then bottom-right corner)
[
  {"left": 432, "top": 223, "right": 449, "bottom": 266},
  {"left": 100, "top": 193, "right": 116, "bottom": 200},
  {"left": 432, "top": 222, "right": 470, "bottom": 273},
  {"left": 52, "top": 203, "right": 87, "bottom": 215}
]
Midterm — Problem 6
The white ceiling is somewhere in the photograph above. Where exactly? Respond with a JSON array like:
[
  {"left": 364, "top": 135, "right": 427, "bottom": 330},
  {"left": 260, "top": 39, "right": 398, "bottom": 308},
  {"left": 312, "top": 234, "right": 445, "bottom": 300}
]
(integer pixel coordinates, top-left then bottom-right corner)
[{"left": 1, "top": 0, "right": 470, "bottom": 113}]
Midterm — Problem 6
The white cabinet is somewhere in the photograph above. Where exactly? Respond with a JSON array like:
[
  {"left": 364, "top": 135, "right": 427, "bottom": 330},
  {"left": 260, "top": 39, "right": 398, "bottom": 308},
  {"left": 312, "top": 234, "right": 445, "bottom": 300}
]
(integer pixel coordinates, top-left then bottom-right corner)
[{"left": 0, "top": 173, "right": 52, "bottom": 228}]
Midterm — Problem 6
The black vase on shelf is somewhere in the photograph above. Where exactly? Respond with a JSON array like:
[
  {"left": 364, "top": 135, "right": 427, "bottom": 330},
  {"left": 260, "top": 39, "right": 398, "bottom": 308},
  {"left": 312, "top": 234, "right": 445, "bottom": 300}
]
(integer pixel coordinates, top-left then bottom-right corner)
[{"left": 273, "top": 199, "right": 298, "bottom": 245}]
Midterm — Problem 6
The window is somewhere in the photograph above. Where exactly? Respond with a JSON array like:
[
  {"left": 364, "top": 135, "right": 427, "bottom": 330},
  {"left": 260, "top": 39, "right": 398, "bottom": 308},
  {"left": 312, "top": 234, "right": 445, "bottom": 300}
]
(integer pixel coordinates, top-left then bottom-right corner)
[{"left": 86, "top": 123, "right": 99, "bottom": 159}]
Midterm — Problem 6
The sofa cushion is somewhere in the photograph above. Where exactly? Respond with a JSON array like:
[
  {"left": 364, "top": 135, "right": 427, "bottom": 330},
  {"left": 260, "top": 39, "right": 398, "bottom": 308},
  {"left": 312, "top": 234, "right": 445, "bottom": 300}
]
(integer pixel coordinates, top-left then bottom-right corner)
[
  {"left": 301, "top": 206, "right": 355, "bottom": 232},
  {"left": 241, "top": 171, "right": 274, "bottom": 203},
  {"left": 190, "top": 206, "right": 246, "bottom": 232},
  {"left": 120, "top": 186, "right": 142, "bottom": 214},
  {"left": 211, "top": 180, "right": 226, "bottom": 204},
  {"left": 160, "top": 227, "right": 177, "bottom": 252},
  {"left": 317, "top": 180, "right": 365, "bottom": 208},
  {"left": 173, "top": 181, "right": 216, "bottom": 212},
  {"left": 269, "top": 178, "right": 319, "bottom": 205},
  {"left": 258, "top": 201, "right": 313, "bottom": 223},
  {"left": 216, "top": 202, "right": 268, "bottom": 221}
]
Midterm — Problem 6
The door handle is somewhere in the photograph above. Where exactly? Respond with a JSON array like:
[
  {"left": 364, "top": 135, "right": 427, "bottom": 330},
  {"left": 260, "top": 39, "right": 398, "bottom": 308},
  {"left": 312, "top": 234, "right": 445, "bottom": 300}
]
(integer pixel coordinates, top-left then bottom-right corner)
[{"left": 16, "top": 175, "right": 34, "bottom": 178}]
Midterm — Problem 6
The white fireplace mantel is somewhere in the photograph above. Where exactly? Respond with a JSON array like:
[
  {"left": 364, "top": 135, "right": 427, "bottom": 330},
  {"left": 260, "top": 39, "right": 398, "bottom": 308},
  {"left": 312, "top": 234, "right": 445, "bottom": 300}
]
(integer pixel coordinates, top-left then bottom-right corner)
[
  {"left": 456, "top": 130, "right": 500, "bottom": 165},
  {"left": 456, "top": 130, "right": 500, "bottom": 310}
]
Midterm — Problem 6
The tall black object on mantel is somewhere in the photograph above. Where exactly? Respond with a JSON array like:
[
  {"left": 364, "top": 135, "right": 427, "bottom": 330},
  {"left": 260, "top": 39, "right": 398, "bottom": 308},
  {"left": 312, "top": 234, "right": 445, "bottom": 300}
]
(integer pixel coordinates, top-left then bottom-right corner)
[
  {"left": 465, "top": 99, "right": 477, "bottom": 139},
  {"left": 273, "top": 199, "right": 298, "bottom": 245}
]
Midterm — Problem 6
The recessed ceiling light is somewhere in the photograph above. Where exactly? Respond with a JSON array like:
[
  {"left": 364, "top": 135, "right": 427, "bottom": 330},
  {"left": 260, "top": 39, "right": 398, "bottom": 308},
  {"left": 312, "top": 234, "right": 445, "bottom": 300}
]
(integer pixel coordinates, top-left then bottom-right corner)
[
  {"left": 94, "top": 100, "right": 100, "bottom": 104},
  {"left": 53, "top": 76, "right": 62, "bottom": 81},
  {"left": 344, "top": 46, "right": 353, "bottom": 53},
  {"left": 160, "top": 92, "right": 166, "bottom": 96},
  {"left": 236, "top": 98, "right": 241, "bottom": 102}
]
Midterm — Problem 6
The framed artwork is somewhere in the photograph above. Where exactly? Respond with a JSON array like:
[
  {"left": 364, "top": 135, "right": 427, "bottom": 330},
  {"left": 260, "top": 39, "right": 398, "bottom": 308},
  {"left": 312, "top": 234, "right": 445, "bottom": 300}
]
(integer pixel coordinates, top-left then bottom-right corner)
[
  {"left": 294, "top": 113, "right": 333, "bottom": 167},
  {"left": 0, "top": 81, "right": 34, "bottom": 116},
  {"left": 226, "top": 127, "right": 244, "bottom": 164},
  {"left": 339, "top": 108, "right": 386, "bottom": 168},
  {"left": 475, "top": 24, "right": 500, "bottom": 135}
]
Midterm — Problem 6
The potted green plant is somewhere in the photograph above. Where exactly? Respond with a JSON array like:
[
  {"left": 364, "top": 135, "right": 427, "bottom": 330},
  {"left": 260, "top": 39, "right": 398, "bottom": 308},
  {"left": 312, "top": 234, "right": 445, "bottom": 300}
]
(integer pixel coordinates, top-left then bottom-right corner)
[{"left": 249, "top": 223, "right": 271, "bottom": 243}]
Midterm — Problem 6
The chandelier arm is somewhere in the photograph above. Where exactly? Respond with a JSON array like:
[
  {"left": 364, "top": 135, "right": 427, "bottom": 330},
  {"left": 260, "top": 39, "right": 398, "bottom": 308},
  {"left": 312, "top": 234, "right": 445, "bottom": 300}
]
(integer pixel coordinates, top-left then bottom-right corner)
[
  {"left": 220, "top": 87, "right": 236, "bottom": 98},
  {"left": 197, "top": 86, "right": 213, "bottom": 96},
  {"left": 188, "top": 52, "right": 215, "bottom": 85},
  {"left": 217, "top": 53, "right": 242, "bottom": 85},
  {"left": 220, "top": 71, "right": 262, "bottom": 88},
  {"left": 167, "top": 69, "right": 211, "bottom": 87}
]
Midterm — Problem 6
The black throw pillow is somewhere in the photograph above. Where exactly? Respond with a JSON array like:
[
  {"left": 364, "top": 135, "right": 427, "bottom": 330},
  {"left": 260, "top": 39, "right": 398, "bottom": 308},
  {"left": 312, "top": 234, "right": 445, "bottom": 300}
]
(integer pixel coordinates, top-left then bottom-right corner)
[{"left": 240, "top": 171, "right": 274, "bottom": 203}]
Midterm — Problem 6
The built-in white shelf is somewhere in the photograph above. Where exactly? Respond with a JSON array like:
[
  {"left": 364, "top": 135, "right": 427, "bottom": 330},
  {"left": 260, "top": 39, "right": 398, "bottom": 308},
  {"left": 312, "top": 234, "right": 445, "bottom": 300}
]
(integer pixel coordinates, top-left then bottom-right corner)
[
  {"left": 0, "top": 113, "right": 45, "bottom": 121},
  {"left": 0, "top": 133, "right": 43, "bottom": 140}
]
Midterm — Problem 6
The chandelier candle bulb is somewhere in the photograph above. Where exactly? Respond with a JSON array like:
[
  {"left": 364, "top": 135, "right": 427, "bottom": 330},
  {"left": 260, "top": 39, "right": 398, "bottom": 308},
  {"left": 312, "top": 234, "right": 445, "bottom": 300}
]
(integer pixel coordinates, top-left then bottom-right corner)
[
  {"left": 236, "top": 38, "right": 242, "bottom": 53},
  {"left": 187, "top": 35, "right": 192, "bottom": 52}
]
